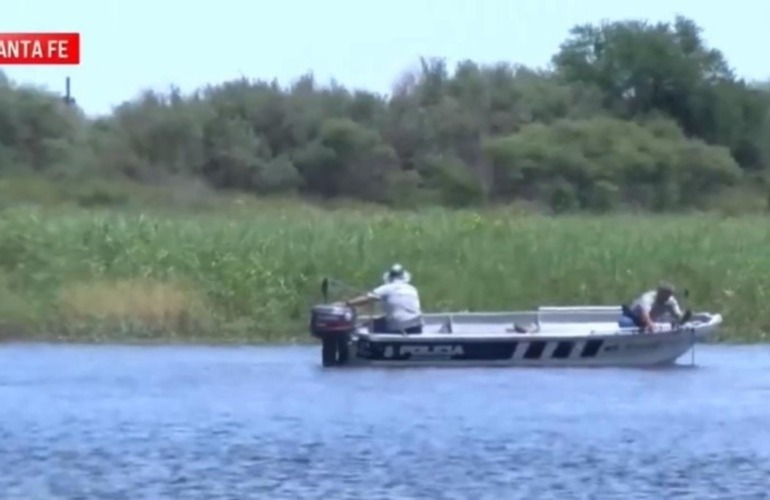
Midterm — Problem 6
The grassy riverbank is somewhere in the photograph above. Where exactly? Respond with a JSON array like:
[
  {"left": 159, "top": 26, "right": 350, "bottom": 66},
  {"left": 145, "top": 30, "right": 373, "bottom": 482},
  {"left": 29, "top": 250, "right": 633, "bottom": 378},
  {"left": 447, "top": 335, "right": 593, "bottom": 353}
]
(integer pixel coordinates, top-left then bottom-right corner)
[{"left": 0, "top": 202, "right": 767, "bottom": 343}]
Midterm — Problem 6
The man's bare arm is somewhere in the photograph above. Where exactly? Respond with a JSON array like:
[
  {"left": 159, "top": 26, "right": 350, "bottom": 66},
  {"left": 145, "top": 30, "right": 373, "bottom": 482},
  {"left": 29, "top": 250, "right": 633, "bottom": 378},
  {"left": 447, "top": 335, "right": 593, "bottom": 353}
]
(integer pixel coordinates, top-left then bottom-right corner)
[
  {"left": 669, "top": 299, "right": 684, "bottom": 320},
  {"left": 346, "top": 295, "right": 375, "bottom": 307},
  {"left": 639, "top": 308, "right": 655, "bottom": 329}
]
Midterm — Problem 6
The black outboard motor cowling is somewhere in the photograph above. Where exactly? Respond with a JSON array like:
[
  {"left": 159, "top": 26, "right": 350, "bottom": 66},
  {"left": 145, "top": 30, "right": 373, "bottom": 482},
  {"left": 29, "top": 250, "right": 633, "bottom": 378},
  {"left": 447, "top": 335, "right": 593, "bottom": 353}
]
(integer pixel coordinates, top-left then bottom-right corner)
[
  {"left": 309, "top": 303, "right": 357, "bottom": 337},
  {"left": 309, "top": 304, "right": 357, "bottom": 366}
]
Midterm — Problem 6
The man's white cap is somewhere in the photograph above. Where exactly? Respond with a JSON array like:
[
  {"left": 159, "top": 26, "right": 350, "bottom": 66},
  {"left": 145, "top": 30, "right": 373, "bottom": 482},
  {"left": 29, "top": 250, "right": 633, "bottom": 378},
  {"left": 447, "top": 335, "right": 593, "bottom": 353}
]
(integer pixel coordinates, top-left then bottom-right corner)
[{"left": 382, "top": 263, "right": 411, "bottom": 283}]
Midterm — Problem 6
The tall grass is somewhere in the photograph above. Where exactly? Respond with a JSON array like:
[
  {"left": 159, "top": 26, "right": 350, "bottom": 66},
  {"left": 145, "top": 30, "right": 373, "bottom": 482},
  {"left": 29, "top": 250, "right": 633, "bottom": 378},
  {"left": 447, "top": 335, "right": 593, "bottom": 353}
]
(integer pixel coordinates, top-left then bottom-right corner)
[{"left": 0, "top": 204, "right": 767, "bottom": 343}]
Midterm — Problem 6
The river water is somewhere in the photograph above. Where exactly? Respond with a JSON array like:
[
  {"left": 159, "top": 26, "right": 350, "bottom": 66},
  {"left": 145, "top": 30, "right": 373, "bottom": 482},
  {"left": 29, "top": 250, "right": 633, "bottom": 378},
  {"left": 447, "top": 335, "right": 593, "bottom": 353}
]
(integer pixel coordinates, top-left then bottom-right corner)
[{"left": 1, "top": 343, "right": 770, "bottom": 500}]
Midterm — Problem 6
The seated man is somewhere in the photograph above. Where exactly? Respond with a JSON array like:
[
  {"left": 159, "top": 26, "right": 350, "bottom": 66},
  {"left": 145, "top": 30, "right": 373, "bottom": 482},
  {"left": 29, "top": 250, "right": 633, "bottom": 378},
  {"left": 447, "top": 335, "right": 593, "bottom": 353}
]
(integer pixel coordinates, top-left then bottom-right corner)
[
  {"left": 344, "top": 263, "right": 423, "bottom": 334},
  {"left": 620, "top": 282, "right": 686, "bottom": 332}
]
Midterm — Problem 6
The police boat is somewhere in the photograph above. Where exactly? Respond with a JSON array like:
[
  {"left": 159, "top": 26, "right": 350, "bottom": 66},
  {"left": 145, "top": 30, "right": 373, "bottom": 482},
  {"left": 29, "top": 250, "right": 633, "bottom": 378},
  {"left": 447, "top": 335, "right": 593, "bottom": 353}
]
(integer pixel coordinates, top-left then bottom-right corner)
[{"left": 308, "top": 302, "right": 723, "bottom": 368}]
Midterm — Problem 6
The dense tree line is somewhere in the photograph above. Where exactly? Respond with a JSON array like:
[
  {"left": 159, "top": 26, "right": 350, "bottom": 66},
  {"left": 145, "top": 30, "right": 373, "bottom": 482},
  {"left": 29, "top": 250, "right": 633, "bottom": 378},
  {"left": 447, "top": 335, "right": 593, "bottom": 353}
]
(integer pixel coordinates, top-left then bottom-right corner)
[{"left": 1, "top": 16, "right": 769, "bottom": 211}]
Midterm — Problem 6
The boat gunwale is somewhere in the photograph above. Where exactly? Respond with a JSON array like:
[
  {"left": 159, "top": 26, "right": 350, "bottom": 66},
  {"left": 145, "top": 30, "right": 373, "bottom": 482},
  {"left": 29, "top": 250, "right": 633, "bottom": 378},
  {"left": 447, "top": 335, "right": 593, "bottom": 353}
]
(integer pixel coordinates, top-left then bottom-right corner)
[{"left": 351, "top": 311, "right": 723, "bottom": 343}]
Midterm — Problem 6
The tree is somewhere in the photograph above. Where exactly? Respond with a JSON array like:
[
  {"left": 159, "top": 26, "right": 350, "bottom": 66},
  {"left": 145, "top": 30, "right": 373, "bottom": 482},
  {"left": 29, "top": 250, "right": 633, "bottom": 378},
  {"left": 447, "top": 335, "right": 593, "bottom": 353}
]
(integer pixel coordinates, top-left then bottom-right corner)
[
  {"left": 0, "top": 17, "right": 765, "bottom": 212},
  {"left": 552, "top": 16, "right": 770, "bottom": 171},
  {"left": 483, "top": 116, "right": 742, "bottom": 211}
]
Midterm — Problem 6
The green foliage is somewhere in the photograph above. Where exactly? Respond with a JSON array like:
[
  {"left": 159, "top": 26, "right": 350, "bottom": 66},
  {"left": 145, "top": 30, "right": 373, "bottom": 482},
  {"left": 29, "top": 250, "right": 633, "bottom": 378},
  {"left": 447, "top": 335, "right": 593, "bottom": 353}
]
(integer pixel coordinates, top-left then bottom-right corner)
[
  {"left": 1, "top": 15, "right": 769, "bottom": 212},
  {"left": 3, "top": 17, "right": 770, "bottom": 343},
  {"left": 0, "top": 205, "right": 767, "bottom": 342},
  {"left": 484, "top": 117, "right": 742, "bottom": 211},
  {"left": 552, "top": 16, "right": 769, "bottom": 173}
]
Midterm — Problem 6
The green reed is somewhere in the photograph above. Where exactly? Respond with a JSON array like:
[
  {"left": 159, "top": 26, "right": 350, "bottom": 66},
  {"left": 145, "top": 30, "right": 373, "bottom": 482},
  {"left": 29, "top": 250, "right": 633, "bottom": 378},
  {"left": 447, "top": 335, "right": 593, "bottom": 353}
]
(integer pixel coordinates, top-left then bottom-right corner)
[{"left": 0, "top": 205, "right": 766, "bottom": 342}]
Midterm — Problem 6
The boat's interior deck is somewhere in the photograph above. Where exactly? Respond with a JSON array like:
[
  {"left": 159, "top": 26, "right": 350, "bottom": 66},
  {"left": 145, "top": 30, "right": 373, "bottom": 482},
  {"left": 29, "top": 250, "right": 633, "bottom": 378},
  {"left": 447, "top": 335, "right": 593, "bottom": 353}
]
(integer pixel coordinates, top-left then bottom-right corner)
[{"left": 355, "top": 306, "right": 718, "bottom": 339}]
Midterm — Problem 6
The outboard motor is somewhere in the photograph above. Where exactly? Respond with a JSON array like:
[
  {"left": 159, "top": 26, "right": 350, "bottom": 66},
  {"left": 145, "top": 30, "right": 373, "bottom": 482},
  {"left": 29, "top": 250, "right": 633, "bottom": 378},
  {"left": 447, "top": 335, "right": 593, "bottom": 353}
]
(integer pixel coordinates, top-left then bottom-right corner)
[{"left": 309, "top": 303, "right": 358, "bottom": 367}]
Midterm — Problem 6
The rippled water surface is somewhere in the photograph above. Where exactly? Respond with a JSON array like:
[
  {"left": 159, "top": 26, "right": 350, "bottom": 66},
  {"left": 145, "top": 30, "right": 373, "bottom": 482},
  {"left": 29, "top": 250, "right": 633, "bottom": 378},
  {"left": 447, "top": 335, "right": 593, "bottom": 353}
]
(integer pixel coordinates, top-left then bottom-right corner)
[{"left": 2, "top": 343, "right": 770, "bottom": 499}]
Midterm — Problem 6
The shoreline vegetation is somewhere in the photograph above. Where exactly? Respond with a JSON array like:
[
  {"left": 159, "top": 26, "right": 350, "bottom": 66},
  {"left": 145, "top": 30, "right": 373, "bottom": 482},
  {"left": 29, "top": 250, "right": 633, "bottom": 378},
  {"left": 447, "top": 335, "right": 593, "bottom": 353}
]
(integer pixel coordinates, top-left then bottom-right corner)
[
  {"left": 1, "top": 200, "right": 768, "bottom": 344},
  {"left": 1, "top": 16, "right": 769, "bottom": 343}
]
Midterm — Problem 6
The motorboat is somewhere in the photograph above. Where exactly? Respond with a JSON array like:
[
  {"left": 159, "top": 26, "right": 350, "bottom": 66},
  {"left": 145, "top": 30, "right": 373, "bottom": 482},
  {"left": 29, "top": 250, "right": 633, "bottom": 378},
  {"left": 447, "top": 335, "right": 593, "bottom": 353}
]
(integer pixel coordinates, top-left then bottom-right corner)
[{"left": 308, "top": 302, "right": 723, "bottom": 368}]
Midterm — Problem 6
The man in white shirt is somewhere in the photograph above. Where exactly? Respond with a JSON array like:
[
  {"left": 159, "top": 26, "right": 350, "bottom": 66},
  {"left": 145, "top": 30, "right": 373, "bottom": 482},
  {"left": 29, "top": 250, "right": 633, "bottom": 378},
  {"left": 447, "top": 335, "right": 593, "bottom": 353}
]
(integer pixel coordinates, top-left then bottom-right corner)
[
  {"left": 622, "top": 282, "right": 685, "bottom": 332},
  {"left": 345, "top": 263, "right": 423, "bottom": 334}
]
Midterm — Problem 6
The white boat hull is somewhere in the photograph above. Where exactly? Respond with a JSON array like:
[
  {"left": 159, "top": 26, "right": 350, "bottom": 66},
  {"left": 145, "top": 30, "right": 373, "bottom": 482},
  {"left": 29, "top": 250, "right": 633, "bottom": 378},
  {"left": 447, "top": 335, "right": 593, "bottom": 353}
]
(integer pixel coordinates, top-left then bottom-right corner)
[{"left": 333, "top": 306, "right": 723, "bottom": 368}]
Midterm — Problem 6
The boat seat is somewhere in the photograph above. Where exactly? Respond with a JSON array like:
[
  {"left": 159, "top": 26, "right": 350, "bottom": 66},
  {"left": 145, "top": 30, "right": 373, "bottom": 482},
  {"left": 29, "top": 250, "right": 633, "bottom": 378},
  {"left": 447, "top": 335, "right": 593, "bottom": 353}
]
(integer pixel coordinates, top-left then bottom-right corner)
[{"left": 537, "top": 306, "right": 623, "bottom": 324}]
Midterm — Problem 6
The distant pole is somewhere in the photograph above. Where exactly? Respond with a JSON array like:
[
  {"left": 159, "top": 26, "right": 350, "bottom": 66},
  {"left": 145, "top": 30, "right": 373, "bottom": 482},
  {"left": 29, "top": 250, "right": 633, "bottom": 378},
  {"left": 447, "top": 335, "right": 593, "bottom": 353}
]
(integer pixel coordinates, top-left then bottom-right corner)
[{"left": 62, "top": 76, "right": 75, "bottom": 106}]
